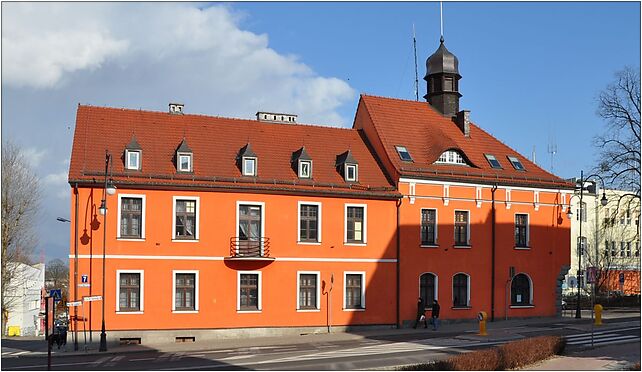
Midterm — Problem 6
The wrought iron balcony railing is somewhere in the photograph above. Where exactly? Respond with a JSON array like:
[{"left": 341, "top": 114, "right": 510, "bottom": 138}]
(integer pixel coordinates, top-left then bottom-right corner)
[{"left": 228, "top": 237, "right": 271, "bottom": 259}]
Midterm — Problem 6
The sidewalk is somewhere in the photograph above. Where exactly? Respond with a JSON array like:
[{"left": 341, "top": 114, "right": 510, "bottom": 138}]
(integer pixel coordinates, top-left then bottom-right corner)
[{"left": 522, "top": 342, "right": 640, "bottom": 370}]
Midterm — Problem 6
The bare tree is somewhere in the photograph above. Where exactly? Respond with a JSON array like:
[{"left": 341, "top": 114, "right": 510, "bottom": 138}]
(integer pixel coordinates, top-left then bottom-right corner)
[
  {"left": 1, "top": 141, "right": 41, "bottom": 335},
  {"left": 594, "top": 66, "right": 641, "bottom": 198},
  {"left": 45, "top": 259, "right": 69, "bottom": 314}
]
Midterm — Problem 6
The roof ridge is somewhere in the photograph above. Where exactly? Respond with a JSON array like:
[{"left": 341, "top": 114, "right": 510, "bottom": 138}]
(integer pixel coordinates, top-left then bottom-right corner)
[
  {"left": 361, "top": 93, "right": 426, "bottom": 105},
  {"left": 78, "top": 104, "right": 356, "bottom": 132}
]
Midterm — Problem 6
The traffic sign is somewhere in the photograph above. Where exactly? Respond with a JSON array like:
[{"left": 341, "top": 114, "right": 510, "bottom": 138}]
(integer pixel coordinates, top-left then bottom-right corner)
[
  {"left": 587, "top": 267, "right": 597, "bottom": 284},
  {"left": 66, "top": 301, "right": 82, "bottom": 307},
  {"left": 83, "top": 295, "right": 102, "bottom": 302},
  {"left": 49, "top": 289, "right": 62, "bottom": 302}
]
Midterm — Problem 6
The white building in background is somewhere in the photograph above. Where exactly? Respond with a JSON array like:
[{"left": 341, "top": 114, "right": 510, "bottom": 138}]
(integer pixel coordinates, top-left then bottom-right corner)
[
  {"left": 565, "top": 180, "right": 641, "bottom": 295},
  {"left": 4, "top": 263, "right": 45, "bottom": 336}
]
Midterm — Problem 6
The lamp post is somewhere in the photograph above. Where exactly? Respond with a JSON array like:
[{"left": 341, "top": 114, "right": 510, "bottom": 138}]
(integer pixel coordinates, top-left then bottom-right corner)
[
  {"left": 98, "top": 151, "right": 116, "bottom": 352},
  {"left": 56, "top": 216, "right": 78, "bottom": 351},
  {"left": 567, "top": 171, "right": 607, "bottom": 319}
]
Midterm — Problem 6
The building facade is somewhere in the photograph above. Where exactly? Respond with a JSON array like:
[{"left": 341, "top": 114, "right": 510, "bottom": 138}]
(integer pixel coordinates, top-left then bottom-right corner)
[
  {"left": 67, "top": 38, "right": 573, "bottom": 344},
  {"left": 566, "top": 183, "right": 640, "bottom": 296},
  {"left": 4, "top": 263, "right": 45, "bottom": 336}
]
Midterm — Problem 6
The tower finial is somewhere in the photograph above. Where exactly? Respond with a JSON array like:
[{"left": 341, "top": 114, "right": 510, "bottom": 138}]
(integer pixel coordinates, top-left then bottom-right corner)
[
  {"left": 440, "top": 1, "right": 444, "bottom": 41},
  {"left": 440, "top": 35, "right": 444, "bottom": 44}
]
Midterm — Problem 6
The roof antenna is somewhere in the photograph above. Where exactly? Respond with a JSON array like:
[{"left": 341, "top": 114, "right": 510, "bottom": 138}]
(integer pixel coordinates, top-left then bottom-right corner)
[
  {"left": 547, "top": 134, "right": 557, "bottom": 173},
  {"left": 440, "top": 1, "right": 444, "bottom": 43},
  {"left": 413, "top": 23, "right": 419, "bottom": 101}
]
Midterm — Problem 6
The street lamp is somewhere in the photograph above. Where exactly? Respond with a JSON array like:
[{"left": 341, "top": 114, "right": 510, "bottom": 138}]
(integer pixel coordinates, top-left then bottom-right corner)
[
  {"left": 56, "top": 216, "right": 78, "bottom": 352},
  {"left": 99, "top": 150, "right": 116, "bottom": 352},
  {"left": 566, "top": 170, "right": 607, "bottom": 319}
]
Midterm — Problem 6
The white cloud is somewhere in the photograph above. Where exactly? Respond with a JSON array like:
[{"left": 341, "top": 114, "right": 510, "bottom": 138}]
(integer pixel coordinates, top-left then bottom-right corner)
[
  {"left": 22, "top": 147, "right": 46, "bottom": 168},
  {"left": 42, "top": 171, "right": 69, "bottom": 199}
]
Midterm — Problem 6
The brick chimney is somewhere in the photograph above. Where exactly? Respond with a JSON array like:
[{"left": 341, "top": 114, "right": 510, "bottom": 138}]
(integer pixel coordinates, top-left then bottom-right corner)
[{"left": 455, "top": 110, "right": 471, "bottom": 137}]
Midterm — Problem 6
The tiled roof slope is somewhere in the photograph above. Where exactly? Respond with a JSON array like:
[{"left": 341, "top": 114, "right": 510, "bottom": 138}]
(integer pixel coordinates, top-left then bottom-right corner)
[
  {"left": 357, "top": 95, "right": 574, "bottom": 189},
  {"left": 69, "top": 105, "right": 398, "bottom": 198}
]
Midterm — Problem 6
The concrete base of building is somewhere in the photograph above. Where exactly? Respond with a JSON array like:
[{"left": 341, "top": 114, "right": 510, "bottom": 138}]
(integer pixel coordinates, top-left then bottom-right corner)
[{"left": 84, "top": 324, "right": 398, "bottom": 346}]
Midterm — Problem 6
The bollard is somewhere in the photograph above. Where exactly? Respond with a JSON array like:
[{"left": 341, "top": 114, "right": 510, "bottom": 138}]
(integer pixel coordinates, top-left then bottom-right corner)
[
  {"left": 478, "top": 311, "right": 488, "bottom": 336},
  {"left": 594, "top": 304, "right": 603, "bottom": 326}
]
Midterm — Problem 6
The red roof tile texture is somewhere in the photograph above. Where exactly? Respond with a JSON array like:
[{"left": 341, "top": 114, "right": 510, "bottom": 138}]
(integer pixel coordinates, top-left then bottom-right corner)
[
  {"left": 357, "top": 95, "right": 574, "bottom": 189},
  {"left": 69, "top": 105, "right": 397, "bottom": 198}
]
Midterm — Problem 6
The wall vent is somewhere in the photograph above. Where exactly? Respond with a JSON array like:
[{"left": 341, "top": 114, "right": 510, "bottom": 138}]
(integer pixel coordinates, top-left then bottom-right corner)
[
  {"left": 119, "top": 337, "right": 141, "bottom": 345},
  {"left": 256, "top": 111, "right": 297, "bottom": 124},
  {"left": 176, "top": 336, "right": 196, "bottom": 343}
]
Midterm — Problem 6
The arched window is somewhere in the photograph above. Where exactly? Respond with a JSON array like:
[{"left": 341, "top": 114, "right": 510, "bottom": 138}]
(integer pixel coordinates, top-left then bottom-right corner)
[
  {"left": 435, "top": 150, "right": 469, "bottom": 166},
  {"left": 452, "top": 273, "right": 469, "bottom": 307},
  {"left": 511, "top": 273, "right": 532, "bottom": 305},
  {"left": 419, "top": 273, "right": 437, "bottom": 307}
]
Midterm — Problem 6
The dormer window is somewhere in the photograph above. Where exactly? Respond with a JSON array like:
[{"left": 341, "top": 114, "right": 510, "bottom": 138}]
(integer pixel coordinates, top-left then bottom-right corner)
[
  {"left": 126, "top": 150, "right": 141, "bottom": 170},
  {"left": 484, "top": 154, "right": 502, "bottom": 169},
  {"left": 345, "top": 164, "right": 358, "bottom": 182},
  {"left": 299, "top": 160, "right": 312, "bottom": 179},
  {"left": 243, "top": 157, "right": 257, "bottom": 176},
  {"left": 178, "top": 153, "right": 192, "bottom": 172},
  {"left": 436, "top": 150, "right": 468, "bottom": 166},
  {"left": 507, "top": 156, "right": 525, "bottom": 171}
]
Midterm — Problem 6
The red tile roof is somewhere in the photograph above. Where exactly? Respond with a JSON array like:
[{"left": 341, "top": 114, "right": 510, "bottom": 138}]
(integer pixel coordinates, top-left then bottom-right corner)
[
  {"left": 357, "top": 95, "right": 574, "bottom": 189},
  {"left": 69, "top": 105, "right": 398, "bottom": 198}
]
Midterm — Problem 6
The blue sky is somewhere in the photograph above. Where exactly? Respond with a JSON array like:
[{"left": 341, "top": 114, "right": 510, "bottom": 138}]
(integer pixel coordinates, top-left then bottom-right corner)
[{"left": 1, "top": 2, "right": 640, "bottom": 261}]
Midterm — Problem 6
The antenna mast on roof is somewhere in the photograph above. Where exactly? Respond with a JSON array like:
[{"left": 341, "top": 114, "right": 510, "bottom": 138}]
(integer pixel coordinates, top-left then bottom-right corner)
[
  {"left": 413, "top": 23, "right": 419, "bottom": 101},
  {"left": 547, "top": 135, "right": 557, "bottom": 173},
  {"left": 440, "top": 1, "right": 444, "bottom": 40}
]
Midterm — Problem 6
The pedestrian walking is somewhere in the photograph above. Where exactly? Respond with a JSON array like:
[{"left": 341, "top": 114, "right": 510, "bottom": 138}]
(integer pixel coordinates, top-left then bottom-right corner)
[
  {"left": 413, "top": 297, "right": 428, "bottom": 328},
  {"left": 431, "top": 300, "right": 440, "bottom": 331}
]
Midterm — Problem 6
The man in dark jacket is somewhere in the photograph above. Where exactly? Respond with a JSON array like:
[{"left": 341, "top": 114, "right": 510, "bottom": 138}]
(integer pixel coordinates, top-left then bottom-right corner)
[
  {"left": 431, "top": 300, "right": 440, "bottom": 331},
  {"left": 413, "top": 297, "right": 427, "bottom": 328}
]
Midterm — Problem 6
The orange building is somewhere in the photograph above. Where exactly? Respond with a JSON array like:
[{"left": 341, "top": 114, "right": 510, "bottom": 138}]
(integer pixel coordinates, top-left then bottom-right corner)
[{"left": 67, "top": 39, "right": 573, "bottom": 344}]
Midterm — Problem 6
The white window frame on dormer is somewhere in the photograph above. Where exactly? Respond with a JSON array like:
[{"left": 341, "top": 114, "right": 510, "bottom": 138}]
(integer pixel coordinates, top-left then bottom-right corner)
[
  {"left": 345, "top": 163, "right": 358, "bottom": 182},
  {"left": 436, "top": 150, "right": 468, "bottom": 166},
  {"left": 117, "top": 194, "right": 146, "bottom": 240},
  {"left": 126, "top": 150, "right": 141, "bottom": 170},
  {"left": 298, "top": 160, "right": 312, "bottom": 179},
  {"left": 177, "top": 152, "right": 192, "bottom": 172},
  {"left": 243, "top": 157, "right": 257, "bottom": 176}
]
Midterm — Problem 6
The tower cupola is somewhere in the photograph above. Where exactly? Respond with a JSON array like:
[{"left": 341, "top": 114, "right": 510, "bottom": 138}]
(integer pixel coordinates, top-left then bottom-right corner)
[{"left": 423, "top": 36, "right": 462, "bottom": 118}]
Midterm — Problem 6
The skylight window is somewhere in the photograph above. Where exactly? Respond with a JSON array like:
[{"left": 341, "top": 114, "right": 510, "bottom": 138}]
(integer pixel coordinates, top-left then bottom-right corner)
[
  {"left": 395, "top": 146, "right": 413, "bottom": 161},
  {"left": 436, "top": 150, "right": 468, "bottom": 166},
  {"left": 507, "top": 156, "right": 525, "bottom": 171},
  {"left": 484, "top": 154, "right": 502, "bottom": 169}
]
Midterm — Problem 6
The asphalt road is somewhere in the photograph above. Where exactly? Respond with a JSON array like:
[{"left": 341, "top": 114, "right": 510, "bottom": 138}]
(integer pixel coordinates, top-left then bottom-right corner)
[{"left": 2, "top": 317, "right": 640, "bottom": 370}]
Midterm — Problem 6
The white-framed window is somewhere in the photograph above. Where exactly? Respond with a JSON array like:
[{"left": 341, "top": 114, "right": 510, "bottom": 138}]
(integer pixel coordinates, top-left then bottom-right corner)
[
  {"left": 237, "top": 271, "right": 262, "bottom": 312},
  {"left": 126, "top": 150, "right": 141, "bottom": 170},
  {"left": 177, "top": 153, "right": 192, "bottom": 172},
  {"left": 454, "top": 210, "right": 470, "bottom": 246},
  {"left": 345, "top": 164, "right": 358, "bottom": 182},
  {"left": 436, "top": 150, "right": 468, "bottom": 166},
  {"left": 236, "top": 201, "right": 266, "bottom": 255},
  {"left": 421, "top": 208, "right": 438, "bottom": 246},
  {"left": 419, "top": 272, "right": 438, "bottom": 306},
  {"left": 452, "top": 272, "right": 470, "bottom": 308},
  {"left": 345, "top": 203, "right": 367, "bottom": 245},
  {"left": 299, "top": 160, "right": 312, "bottom": 179},
  {"left": 116, "top": 270, "right": 144, "bottom": 313},
  {"left": 243, "top": 157, "right": 257, "bottom": 176},
  {"left": 172, "top": 196, "right": 200, "bottom": 241},
  {"left": 297, "top": 271, "right": 320, "bottom": 311},
  {"left": 343, "top": 271, "right": 366, "bottom": 310},
  {"left": 514, "top": 213, "right": 529, "bottom": 248},
  {"left": 510, "top": 273, "right": 533, "bottom": 307},
  {"left": 298, "top": 201, "right": 322, "bottom": 244},
  {"left": 117, "top": 194, "right": 146, "bottom": 240},
  {"left": 172, "top": 270, "right": 199, "bottom": 312}
]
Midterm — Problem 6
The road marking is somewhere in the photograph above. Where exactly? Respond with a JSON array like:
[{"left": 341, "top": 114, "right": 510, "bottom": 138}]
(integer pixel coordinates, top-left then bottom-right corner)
[
  {"left": 130, "top": 357, "right": 157, "bottom": 362},
  {"left": 567, "top": 334, "right": 640, "bottom": 345}
]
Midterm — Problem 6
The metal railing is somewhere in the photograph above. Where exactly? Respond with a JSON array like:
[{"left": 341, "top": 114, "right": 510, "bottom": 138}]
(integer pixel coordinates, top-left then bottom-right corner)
[{"left": 229, "top": 237, "right": 270, "bottom": 258}]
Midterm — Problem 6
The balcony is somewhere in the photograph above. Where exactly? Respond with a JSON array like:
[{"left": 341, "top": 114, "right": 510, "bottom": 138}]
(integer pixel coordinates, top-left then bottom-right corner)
[{"left": 226, "top": 237, "right": 274, "bottom": 260}]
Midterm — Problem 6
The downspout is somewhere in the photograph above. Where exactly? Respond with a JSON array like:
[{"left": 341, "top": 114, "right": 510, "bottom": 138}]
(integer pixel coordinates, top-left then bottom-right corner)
[
  {"left": 396, "top": 197, "right": 402, "bottom": 328},
  {"left": 73, "top": 184, "right": 79, "bottom": 351},
  {"left": 491, "top": 184, "right": 498, "bottom": 322}
]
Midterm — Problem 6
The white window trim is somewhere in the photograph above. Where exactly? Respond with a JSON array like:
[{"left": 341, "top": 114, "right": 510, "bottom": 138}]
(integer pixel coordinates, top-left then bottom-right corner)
[
  {"left": 177, "top": 152, "right": 192, "bottom": 172},
  {"left": 345, "top": 163, "right": 358, "bottom": 182},
  {"left": 514, "top": 213, "right": 530, "bottom": 248},
  {"left": 298, "top": 160, "right": 312, "bottom": 179},
  {"left": 296, "top": 271, "right": 321, "bottom": 311},
  {"left": 117, "top": 194, "right": 146, "bottom": 240},
  {"left": 452, "top": 272, "right": 471, "bottom": 307},
  {"left": 454, "top": 209, "right": 471, "bottom": 246},
  {"left": 243, "top": 157, "right": 257, "bottom": 176},
  {"left": 344, "top": 203, "right": 367, "bottom": 246},
  {"left": 420, "top": 208, "right": 438, "bottom": 247},
  {"left": 418, "top": 272, "right": 439, "bottom": 302},
  {"left": 116, "top": 270, "right": 144, "bottom": 313},
  {"left": 297, "top": 201, "right": 322, "bottom": 244},
  {"left": 343, "top": 271, "right": 366, "bottom": 311},
  {"left": 510, "top": 273, "right": 533, "bottom": 306},
  {"left": 125, "top": 150, "right": 141, "bottom": 170},
  {"left": 237, "top": 271, "right": 262, "bottom": 312},
  {"left": 172, "top": 270, "right": 199, "bottom": 313},
  {"left": 236, "top": 201, "right": 266, "bottom": 254},
  {"left": 172, "top": 196, "right": 200, "bottom": 242}
]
